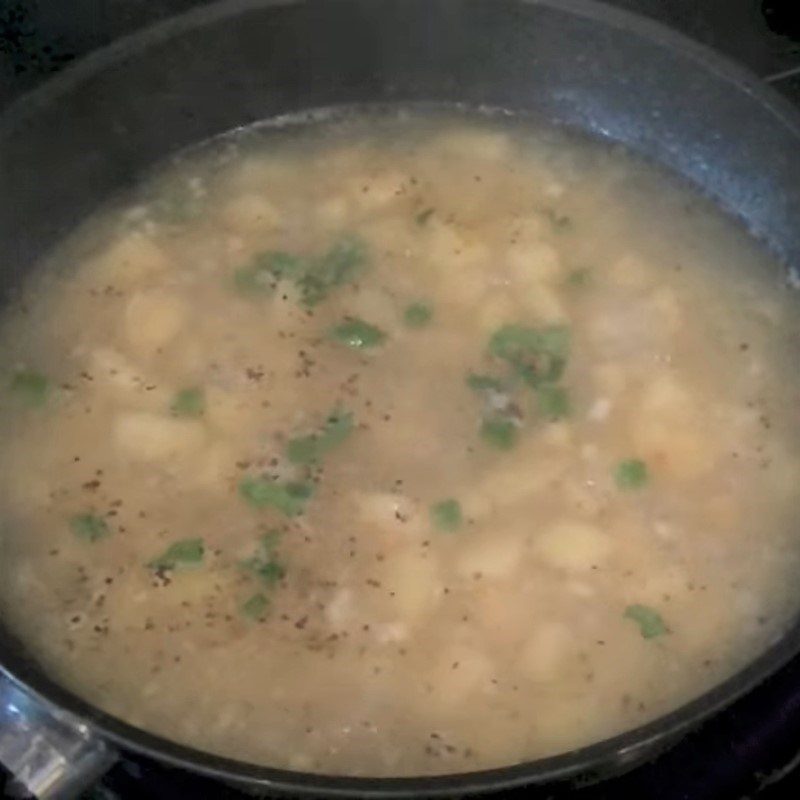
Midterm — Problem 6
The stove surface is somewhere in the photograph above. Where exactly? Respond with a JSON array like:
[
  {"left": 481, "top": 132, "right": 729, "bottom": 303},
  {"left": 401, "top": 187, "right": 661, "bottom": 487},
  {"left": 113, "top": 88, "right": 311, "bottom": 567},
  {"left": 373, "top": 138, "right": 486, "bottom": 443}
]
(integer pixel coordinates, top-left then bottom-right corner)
[{"left": 1, "top": 2, "right": 800, "bottom": 798}]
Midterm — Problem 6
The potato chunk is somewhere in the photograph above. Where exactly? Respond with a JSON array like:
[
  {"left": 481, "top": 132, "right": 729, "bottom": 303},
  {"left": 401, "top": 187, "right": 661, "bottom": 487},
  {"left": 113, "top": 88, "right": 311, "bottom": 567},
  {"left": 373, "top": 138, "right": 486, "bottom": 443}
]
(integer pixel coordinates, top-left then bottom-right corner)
[
  {"left": 507, "top": 240, "right": 562, "bottom": 285},
  {"left": 609, "top": 253, "right": 652, "bottom": 289},
  {"left": 316, "top": 194, "right": 350, "bottom": 228},
  {"left": 220, "top": 193, "right": 281, "bottom": 234},
  {"left": 632, "top": 374, "right": 718, "bottom": 479},
  {"left": 381, "top": 550, "right": 441, "bottom": 622},
  {"left": 114, "top": 412, "right": 206, "bottom": 461},
  {"left": 519, "top": 622, "right": 575, "bottom": 681},
  {"left": 534, "top": 520, "right": 611, "bottom": 571},
  {"left": 185, "top": 442, "right": 236, "bottom": 490},
  {"left": 125, "top": 290, "right": 188, "bottom": 354},
  {"left": 204, "top": 386, "right": 255, "bottom": 437},
  {"left": 522, "top": 282, "right": 568, "bottom": 322},
  {"left": 457, "top": 534, "right": 525, "bottom": 580},
  {"left": 85, "top": 233, "right": 168, "bottom": 287},
  {"left": 355, "top": 492, "right": 424, "bottom": 538},
  {"left": 88, "top": 347, "right": 170, "bottom": 410},
  {"left": 427, "top": 644, "right": 495, "bottom": 709},
  {"left": 349, "top": 170, "right": 407, "bottom": 212},
  {"left": 472, "top": 456, "right": 567, "bottom": 517},
  {"left": 357, "top": 550, "right": 442, "bottom": 629},
  {"left": 426, "top": 221, "right": 491, "bottom": 282}
]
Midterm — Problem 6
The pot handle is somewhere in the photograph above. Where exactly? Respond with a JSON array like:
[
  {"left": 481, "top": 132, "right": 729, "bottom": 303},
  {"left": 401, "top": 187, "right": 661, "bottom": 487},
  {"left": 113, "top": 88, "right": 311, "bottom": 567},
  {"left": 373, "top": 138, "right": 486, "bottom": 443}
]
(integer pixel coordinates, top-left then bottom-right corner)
[{"left": 0, "top": 671, "right": 115, "bottom": 799}]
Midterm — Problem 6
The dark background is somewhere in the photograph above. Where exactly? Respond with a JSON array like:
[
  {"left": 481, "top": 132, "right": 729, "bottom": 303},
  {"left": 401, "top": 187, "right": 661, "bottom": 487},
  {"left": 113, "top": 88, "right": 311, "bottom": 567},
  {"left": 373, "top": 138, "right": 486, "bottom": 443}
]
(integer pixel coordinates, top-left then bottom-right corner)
[
  {"left": 1, "top": 1, "right": 800, "bottom": 799},
  {"left": 1, "top": 0, "right": 799, "bottom": 106}
]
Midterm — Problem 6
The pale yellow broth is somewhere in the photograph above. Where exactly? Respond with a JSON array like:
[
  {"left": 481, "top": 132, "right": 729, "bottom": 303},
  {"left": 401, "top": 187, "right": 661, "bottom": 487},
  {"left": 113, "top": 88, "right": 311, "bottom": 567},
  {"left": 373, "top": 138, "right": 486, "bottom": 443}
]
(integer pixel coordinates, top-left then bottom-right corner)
[{"left": 1, "top": 112, "right": 799, "bottom": 776}]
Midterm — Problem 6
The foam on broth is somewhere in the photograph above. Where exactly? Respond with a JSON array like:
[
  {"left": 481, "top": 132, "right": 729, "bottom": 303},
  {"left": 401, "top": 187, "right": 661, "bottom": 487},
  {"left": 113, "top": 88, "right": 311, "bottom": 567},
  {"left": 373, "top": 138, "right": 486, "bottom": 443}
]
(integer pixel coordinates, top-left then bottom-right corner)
[{"left": 1, "top": 110, "right": 799, "bottom": 776}]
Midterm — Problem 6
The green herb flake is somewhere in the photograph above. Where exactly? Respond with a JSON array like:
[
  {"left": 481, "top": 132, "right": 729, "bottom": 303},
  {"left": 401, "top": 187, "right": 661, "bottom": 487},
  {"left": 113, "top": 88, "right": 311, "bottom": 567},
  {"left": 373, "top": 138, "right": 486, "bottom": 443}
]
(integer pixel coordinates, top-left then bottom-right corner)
[
  {"left": 298, "top": 235, "right": 367, "bottom": 306},
  {"left": 239, "top": 477, "right": 314, "bottom": 517},
  {"left": 170, "top": 387, "right": 205, "bottom": 417},
  {"left": 624, "top": 604, "right": 668, "bottom": 639},
  {"left": 286, "top": 439, "right": 323, "bottom": 467},
  {"left": 430, "top": 499, "right": 462, "bottom": 532},
  {"left": 240, "top": 531, "right": 286, "bottom": 587},
  {"left": 234, "top": 251, "right": 308, "bottom": 294},
  {"left": 489, "top": 324, "right": 570, "bottom": 386},
  {"left": 489, "top": 324, "right": 570, "bottom": 361},
  {"left": 267, "top": 251, "right": 308, "bottom": 280},
  {"left": 241, "top": 554, "right": 285, "bottom": 587},
  {"left": 537, "top": 385, "right": 570, "bottom": 419},
  {"left": 403, "top": 302, "right": 433, "bottom": 328},
  {"left": 319, "top": 235, "right": 367, "bottom": 284},
  {"left": 259, "top": 529, "right": 282, "bottom": 552},
  {"left": 69, "top": 514, "right": 110, "bottom": 543},
  {"left": 466, "top": 373, "right": 506, "bottom": 392},
  {"left": 287, "top": 409, "right": 354, "bottom": 465},
  {"left": 544, "top": 208, "right": 573, "bottom": 231},
  {"left": 9, "top": 369, "right": 50, "bottom": 407},
  {"left": 254, "top": 560, "right": 285, "bottom": 585},
  {"left": 480, "top": 417, "right": 518, "bottom": 450},
  {"left": 615, "top": 459, "right": 649, "bottom": 490},
  {"left": 234, "top": 263, "right": 273, "bottom": 294},
  {"left": 517, "top": 358, "right": 565, "bottom": 387},
  {"left": 235, "top": 236, "right": 367, "bottom": 306},
  {"left": 415, "top": 207, "right": 435, "bottom": 226},
  {"left": 329, "top": 318, "right": 387, "bottom": 349},
  {"left": 241, "top": 592, "right": 269, "bottom": 620},
  {"left": 566, "top": 268, "right": 591, "bottom": 286},
  {"left": 147, "top": 538, "right": 204, "bottom": 570}
]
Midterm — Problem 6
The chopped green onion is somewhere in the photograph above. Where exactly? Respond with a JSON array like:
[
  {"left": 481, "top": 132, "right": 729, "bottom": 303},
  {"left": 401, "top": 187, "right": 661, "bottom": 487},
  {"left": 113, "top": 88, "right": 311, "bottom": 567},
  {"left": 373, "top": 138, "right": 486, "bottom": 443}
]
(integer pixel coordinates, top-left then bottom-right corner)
[
  {"left": 239, "top": 477, "right": 313, "bottom": 517},
  {"left": 415, "top": 207, "right": 435, "bottom": 226},
  {"left": 234, "top": 251, "right": 308, "bottom": 294},
  {"left": 9, "top": 369, "right": 50, "bottom": 407},
  {"left": 517, "top": 357, "right": 566, "bottom": 387},
  {"left": 615, "top": 459, "right": 648, "bottom": 490},
  {"left": 147, "top": 538, "right": 204, "bottom": 570},
  {"left": 489, "top": 324, "right": 570, "bottom": 387},
  {"left": 624, "top": 604, "right": 668, "bottom": 639},
  {"left": 566, "top": 268, "right": 591, "bottom": 286},
  {"left": 69, "top": 514, "right": 110, "bottom": 543},
  {"left": 537, "top": 385, "right": 570, "bottom": 419},
  {"left": 249, "top": 559, "right": 285, "bottom": 586},
  {"left": 403, "top": 302, "right": 433, "bottom": 328},
  {"left": 234, "top": 237, "right": 366, "bottom": 306},
  {"left": 466, "top": 373, "right": 506, "bottom": 392},
  {"left": 240, "top": 531, "right": 286, "bottom": 587},
  {"left": 430, "top": 499, "right": 462, "bottom": 532},
  {"left": 241, "top": 592, "right": 269, "bottom": 620},
  {"left": 286, "top": 409, "right": 354, "bottom": 465},
  {"left": 267, "top": 251, "right": 309, "bottom": 280},
  {"left": 259, "top": 529, "right": 282, "bottom": 552},
  {"left": 319, "top": 235, "right": 367, "bottom": 284},
  {"left": 241, "top": 555, "right": 285, "bottom": 587},
  {"left": 298, "top": 235, "right": 367, "bottom": 306},
  {"left": 489, "top": 324, "right": 570, "bottom": 362},
  {"left": 480, "top": 417, "right": 518, "bottom": 450},
  {"left": 234, "top": 263, "right": 273, "bottom": 294},
  {"left": 543, "top": 208, "right": 573, "bottom": 231},
  {"left": 170, "top": 387, "right": 205, "bottom": 417},
  {"left": 329, "top": 318, "right": 386, "bottom": 349}
]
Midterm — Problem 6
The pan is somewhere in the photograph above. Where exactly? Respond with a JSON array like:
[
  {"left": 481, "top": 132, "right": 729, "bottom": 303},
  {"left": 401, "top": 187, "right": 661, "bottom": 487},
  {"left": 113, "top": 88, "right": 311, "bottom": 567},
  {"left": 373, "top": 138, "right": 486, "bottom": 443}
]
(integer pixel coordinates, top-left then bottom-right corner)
[{"left": 1, "top": 1, "right": 799, "bottom": 797}]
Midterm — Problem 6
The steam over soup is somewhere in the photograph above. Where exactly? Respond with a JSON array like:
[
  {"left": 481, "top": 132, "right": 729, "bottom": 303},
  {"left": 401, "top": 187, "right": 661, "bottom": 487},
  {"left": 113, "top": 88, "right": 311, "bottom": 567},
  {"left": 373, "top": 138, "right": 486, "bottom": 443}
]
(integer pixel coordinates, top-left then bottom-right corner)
[{"left": 1, "top": 112, "right": 800, "bottom": 776}]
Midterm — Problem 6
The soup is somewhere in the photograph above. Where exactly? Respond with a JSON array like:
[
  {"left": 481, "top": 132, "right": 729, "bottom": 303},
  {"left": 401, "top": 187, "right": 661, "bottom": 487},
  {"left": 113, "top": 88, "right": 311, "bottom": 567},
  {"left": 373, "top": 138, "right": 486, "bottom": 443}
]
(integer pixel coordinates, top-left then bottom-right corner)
[{"left": 1, "top": 112, "right": 799, "bottom": 776}]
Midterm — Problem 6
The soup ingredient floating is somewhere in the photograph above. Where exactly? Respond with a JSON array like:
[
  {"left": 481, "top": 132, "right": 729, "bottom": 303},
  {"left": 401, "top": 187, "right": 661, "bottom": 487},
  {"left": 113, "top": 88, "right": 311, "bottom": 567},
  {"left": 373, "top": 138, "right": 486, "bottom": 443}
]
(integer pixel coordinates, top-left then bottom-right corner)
[{"left": 0, "top": 111, "right": 798, "bottom": 778}]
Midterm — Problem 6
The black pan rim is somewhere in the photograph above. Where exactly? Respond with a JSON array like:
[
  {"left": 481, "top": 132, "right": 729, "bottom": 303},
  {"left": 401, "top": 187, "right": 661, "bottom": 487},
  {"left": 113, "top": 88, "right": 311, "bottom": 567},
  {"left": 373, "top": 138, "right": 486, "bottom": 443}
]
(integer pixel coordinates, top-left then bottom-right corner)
[
  {"left": 3, "top": 0, "right": 800, "bottom": 140},
  {"left": 2, "top": 0, "right": 800, "bottom": 795}
]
